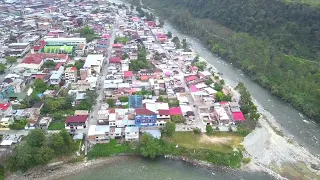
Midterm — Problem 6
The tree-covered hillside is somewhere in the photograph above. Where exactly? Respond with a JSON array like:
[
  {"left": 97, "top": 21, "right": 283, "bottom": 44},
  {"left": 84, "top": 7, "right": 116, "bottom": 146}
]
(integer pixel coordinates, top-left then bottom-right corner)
[{"left": 133, "top": 0, "right": 320, "bottom": 123}]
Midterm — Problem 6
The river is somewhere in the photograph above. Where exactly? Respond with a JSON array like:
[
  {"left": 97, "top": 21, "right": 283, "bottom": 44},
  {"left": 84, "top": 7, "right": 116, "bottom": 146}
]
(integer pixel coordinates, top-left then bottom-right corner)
[{"left": 60, "top": 157, "right": 275, "bottom": 180}]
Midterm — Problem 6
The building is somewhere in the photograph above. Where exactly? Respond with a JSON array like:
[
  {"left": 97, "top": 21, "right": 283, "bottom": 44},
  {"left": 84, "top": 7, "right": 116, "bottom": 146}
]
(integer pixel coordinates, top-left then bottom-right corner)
[
  {"left": 135, "top": 108, "right": 157, "bottom": 126},
  {"left": 125, "top": 126, "right": 139, "bottom": 141},
  {"left": 88, "top": 125, "right": 110, "bottom": 143},
  {"left": 50, "top": 66, "right": 64, "bottom": 85},
  {"left": 83, "top": 54, "right": 104, "bottom": 75},
  {"left": 44, "top": 38, "right": 86, "bottom": 46},
  {"left": 65, "top": 115, "right": 88, "bottom": 130},
  {"left": 6, "top": 43, "right": 30, "bottom": 57},
  {"left": 17, "top": 53, "right": 44, "bottom": 70},
  {"left": 65, "top": 66, "right": 77, "bottom": 82},
  {"left": 37, "top": 116, "right": 52, "bottom": 129},
  {"left": 0, "top": 103, "right": 12, "bottom": 116},
  {"left": 0, "top": 117, "right": 13, "bottom": 128}
]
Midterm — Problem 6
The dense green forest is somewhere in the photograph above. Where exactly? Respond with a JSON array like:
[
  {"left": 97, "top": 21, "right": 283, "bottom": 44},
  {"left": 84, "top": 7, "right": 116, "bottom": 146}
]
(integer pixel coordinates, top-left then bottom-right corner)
[{"left": 130, "top": 0, "right": 320, "bottom": 123}]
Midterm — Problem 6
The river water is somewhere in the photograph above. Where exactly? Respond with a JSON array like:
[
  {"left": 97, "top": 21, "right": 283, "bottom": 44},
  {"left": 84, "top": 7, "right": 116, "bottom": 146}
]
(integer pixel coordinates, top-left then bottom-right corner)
[{"left": 60, "top": 157, "right": 275, "bottom": 180}]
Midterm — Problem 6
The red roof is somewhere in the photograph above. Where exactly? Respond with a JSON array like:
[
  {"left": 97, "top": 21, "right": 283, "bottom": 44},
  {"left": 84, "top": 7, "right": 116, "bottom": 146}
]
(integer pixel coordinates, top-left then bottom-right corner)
[
  {"left": 0, "top": 103, "right": 10, "bottom": 111},
  {"left": 232, "top": 112, "right": 245, "bottom": 121},
  {"left": 55, "top": 62, "right": 63, "bottom": 69},
  {"left": 124, "top": 71, "right": 133, "bottom": 78},
  {"left": 102, "top": 34, "right": 110, "bottom": 39},
  {"left": 140, "top": 75, "right": 149, "bottom": 81},
  {"left": 34, "top": 74, "right": 46, "bottom": 79},
  {"left": 33, "top": 40, "right": 46, "bottom": 51},
  {"left": 189, "top": 66, "right": 198, "bottom": 71},
  {"left": 22, "top": 53, "right": 68, "bottom": 65},
  {"left": 65, "top": 115, "right": 88, "bottom": 123},
  {"left": 185, "top": 75, "right": 198, "bottom": 82},
  {"left": 21, "top": 54, "right": 44, "bottom": 64},
  {"left": 109, "top": 57, "right": 121, "bottom": 63},
  {"left": 112, "top": 44, "right": 123, "bottom": 48},
  {"left": 136, "top": 108, "right": 156, "bottom": 115},
  {"left": 70, "top": 67, "right": 77, "bottom": 71},
  {"left": 158, "top": 109, "right": 170, "bottom": 115},
  {"left": 169, "top": 107, "right": 182, "bottom": 115}
]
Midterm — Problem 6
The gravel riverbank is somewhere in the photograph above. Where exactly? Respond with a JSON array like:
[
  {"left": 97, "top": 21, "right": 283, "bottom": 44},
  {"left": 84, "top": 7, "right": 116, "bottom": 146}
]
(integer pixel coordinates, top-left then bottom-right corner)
[{"left": 243, "top": 104, "right": 320, "bottom": 179}]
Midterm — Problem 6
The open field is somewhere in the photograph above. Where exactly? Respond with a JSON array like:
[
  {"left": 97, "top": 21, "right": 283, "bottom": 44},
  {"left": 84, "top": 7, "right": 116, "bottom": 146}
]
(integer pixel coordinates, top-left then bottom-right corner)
[
  {"left": 168, "top": 132, "right": 244, "bottom": 153},
  {"left": 44, "top": 46, "right": 73, "bottom": 54}
]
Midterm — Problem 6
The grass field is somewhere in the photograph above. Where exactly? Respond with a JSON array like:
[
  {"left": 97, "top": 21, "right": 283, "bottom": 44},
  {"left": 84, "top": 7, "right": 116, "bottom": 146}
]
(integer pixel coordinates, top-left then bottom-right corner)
[
  {"left": 48, "top": 121, "right": 65, "bottom": 130},
  {"left": 44, "top": 46, "right": 73, "bottom": 54},
  {"left": 168, "top": 132, "right": 244, "bottom": 153}
]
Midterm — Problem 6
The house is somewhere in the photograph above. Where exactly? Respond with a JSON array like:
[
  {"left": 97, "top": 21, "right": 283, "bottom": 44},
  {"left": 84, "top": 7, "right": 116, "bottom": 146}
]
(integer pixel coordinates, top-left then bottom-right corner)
[
  {"left": 37, "top": 116, "right": 52, "bottom": 129},
  {"left": 97, "top": 40, "right": 108, "bottom": 48},
  {"left": 135, "top": 108, "right": 157, "bottom": 126},
  {"left": 6, "top": 43, "right": 30, "bottom": 57},
  {"left": 169, "top": 107, "right": 183, "bottom": 116},
  {"left": 112, "top": 43, "right": 123, "bottom": 51},
  {"left": 0, "top": 103, "right": 12, "bottom": 116},
  {"left": 65, "top": 66, "right": 77, "bottom": 82},
  {"left": 109, "top": 127, "right": 122, "bottom": 139},
  {"left": 75, "top": 43, "right": 86, "bottom": 56},
  {"left": 74, "top": 110, "right": 89, "bottom": 116},
  {"left": 0, "top": 135, "right": 22, "bottom": 146},
  {"left": 125, "top": 126, "right": 139, "bottom": 141},
  {"left": 65, "top": 115, "right": 88, "bottom": 130},
  {"left": 214, "top": 106, "right": 231, "bottom": 125},
  {"left": 88, "top": 125, "right": 110, "bottom": 143},
  {"left": 109, "top": 57, "right": 122, "bottom": 66},
  {"left": 123, "top": 71, "right": 133, "bottom": 82},
  {"left": 0, "top": 117, "right": 13, "bottom": 128},
  {"left": 50, "top": 66, "right": 64, "bottom": 85}
]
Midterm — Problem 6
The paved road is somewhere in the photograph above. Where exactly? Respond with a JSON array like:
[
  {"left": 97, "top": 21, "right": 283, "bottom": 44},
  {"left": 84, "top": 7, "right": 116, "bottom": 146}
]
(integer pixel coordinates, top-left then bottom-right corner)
[{"left": 87, "top": 16, "right": 119, "bottom": 131}]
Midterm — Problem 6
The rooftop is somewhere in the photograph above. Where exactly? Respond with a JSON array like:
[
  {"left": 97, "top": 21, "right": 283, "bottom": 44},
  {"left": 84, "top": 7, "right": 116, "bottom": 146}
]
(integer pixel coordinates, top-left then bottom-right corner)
[{"left": 65, "top": 115, "right": 88, "bottom": 123}]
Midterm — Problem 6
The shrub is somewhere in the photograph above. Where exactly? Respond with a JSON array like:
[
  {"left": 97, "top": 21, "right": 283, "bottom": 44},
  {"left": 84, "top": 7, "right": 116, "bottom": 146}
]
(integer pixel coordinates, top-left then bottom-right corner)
[
  {"left": 242, "top": 157, "right": 251, "bottom": 164},
  {"left": 206, "top": 125, "right": 213, "bottom": 135},
  {"left": 193, "top": 127, "right": 201, "bottom": 134}
]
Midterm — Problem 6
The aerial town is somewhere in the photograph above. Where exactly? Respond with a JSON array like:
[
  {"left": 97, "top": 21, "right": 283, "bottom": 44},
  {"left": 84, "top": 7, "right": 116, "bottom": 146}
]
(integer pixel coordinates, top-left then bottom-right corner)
[{"left": 0, "top": 0, "right": 247, "bottom": 163}]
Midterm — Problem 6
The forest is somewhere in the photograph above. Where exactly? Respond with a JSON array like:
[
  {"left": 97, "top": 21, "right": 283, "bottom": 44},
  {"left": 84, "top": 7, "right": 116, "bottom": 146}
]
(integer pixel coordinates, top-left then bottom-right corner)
[{"left": 131, "top": 0, "right": 320, "bottom": 123}]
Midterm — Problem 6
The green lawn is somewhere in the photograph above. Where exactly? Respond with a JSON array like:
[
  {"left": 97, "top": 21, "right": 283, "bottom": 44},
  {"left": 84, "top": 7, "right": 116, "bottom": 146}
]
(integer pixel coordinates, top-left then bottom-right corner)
[
  {"left": 168, "top": 132, "right": 243, "bottom": 153},
  {"left": 88, "top": 140, "right": 137, "bottom": 159},
  {"left": 48, "top": 121, "right": 65, "bottom": 130},
  {"left": 44, "top": 46, "right": 73, "bottom": 54}
]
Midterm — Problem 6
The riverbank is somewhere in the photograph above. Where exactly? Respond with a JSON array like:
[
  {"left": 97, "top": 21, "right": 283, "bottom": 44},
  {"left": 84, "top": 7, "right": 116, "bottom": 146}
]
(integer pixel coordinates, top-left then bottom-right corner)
[{"left": 6, "top": 156, "right": 139, "bottom": 180}]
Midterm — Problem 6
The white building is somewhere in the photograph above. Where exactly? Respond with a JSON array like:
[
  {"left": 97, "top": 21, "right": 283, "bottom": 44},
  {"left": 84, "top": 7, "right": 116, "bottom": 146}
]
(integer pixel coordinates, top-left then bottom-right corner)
[
  {"left": 7, "top": 43, "right": 30, "bottom": 57},
  {"left": 50, "top": 66, "right": 64, "bottom": 85},
  {"left": 44, "top": 38, "right": 86, "bottom": 46},
  {"left": 83, "top": 54, "right": 104, "bottom": 75},
  {"left": 125, "top": 127, "right": 139, "bottom": 141}
]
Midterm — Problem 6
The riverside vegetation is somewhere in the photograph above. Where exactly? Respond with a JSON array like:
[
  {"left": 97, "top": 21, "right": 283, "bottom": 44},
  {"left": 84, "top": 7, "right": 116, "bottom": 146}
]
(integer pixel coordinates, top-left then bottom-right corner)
[
  {"left": 130, "top": 0, "right": 320, "bottom": 123},
  {"left": 3, "top": 129, "right": 77, "bottom": 176},
  {"left": 88, "top": 122, "right": 244, "bottom": 168}
]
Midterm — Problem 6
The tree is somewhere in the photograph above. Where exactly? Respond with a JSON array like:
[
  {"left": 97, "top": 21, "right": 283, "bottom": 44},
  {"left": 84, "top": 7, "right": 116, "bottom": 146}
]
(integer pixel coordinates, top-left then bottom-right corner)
[
  {"left": 75, "top": 60, "right": 85, "bottom": 70},
  {"left": 139, "top": 134, "right": 161, "bottom": 159},
  {"left": 193, "top": 127, "right": 202, "bottom": 134},
  {"left": 182, "top": 39, "right": 187, "bottom": 50},
  {"left": 33, "top": 79, "right": 48, "bottom": 93},
  {"left": 48, "top": 133, "right": 65, "bottom": 155},
  {"left": 76, "top": 101, "right": 92, "bottom": 110},
  {"left": 171, "top": 115, "right": 185, "bottom": 123},
  {"left": 33, "top": 146, "right": 53, "bottom": 165},
  {"left": 5, "top": 56, "right": 17, "bottom": 64},
  {"left": 166, "top": 31, "right": 172, "bottom": 39},
  {"left": 0, "top": 64, "right": 6, "bottom": 73},
  {"left": 8, "top": 143, "right": 33, "bottom": 171},
  {"left": 162, "top": 121, "right": 176, "bottom": 137},
  {"left": 206, "top": 125, "right": 213, "bottom": 135},
  {"left": 158, "top": 19, "right": 164, "bottom": 28},
  {"left": 26, "top": 129, "right": 46, "bottom": 148},
  {"left": 215, "top": 91, "right": 224, "bottom": 102},
  {"left": 118, "top": 96, "right": 129, "bottom": 102},
  {"left": 107, "top": 98, "right": 115, "bottom": 108}
]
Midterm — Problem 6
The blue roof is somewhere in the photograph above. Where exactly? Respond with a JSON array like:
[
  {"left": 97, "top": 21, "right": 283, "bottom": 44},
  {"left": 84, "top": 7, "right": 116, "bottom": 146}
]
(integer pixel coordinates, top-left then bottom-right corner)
[{"left": 144, "top": 130, "right": 161, "bottom": 139}]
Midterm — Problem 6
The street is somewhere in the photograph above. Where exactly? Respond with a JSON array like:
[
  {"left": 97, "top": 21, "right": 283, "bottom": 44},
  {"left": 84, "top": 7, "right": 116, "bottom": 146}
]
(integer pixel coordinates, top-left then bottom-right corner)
[{"left": 87, "top": 15, "right": 119, "bottom": 132}]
